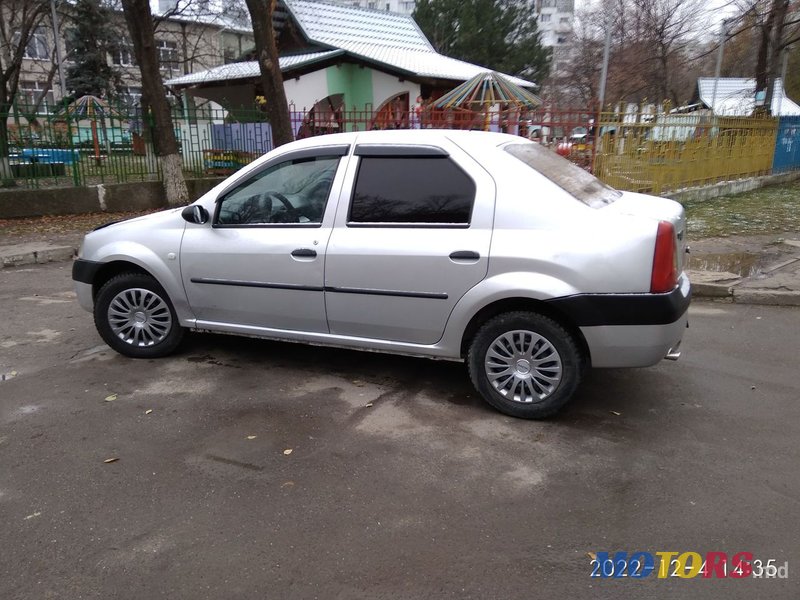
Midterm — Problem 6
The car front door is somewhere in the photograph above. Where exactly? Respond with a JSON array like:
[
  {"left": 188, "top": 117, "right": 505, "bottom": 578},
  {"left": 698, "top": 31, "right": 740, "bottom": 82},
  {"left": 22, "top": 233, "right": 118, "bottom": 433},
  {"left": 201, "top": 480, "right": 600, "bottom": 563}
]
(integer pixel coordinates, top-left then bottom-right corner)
[
  {"left": 180, "top": 146, "right": 349, "bottom": 333},
  {"left": 324, "top": 141, "right": 496, "bottom": 345}
]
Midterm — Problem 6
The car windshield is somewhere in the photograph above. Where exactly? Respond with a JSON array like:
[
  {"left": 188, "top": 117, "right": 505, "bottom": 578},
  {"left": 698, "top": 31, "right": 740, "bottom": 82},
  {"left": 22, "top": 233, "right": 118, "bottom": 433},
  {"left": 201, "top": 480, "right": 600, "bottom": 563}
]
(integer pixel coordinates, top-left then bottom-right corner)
[{"left": 504, "top": 143, "right": 621, "bottom": 208}]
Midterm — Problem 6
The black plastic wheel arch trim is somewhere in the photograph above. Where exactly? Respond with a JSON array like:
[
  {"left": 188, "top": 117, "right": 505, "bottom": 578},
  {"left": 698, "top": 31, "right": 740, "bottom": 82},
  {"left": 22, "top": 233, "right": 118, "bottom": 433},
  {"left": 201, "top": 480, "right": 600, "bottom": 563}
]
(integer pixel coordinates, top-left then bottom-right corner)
[{"left": 72, "top": 259, "right": 104, "bottom": 284}]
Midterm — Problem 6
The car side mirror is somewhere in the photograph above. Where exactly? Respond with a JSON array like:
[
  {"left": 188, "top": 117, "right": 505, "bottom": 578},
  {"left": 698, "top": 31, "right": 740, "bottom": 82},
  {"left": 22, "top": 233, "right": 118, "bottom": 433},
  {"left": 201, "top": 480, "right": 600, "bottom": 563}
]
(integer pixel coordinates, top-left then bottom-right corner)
[{"left": 182, "top": 204, "right": 209, "bottom": 225}]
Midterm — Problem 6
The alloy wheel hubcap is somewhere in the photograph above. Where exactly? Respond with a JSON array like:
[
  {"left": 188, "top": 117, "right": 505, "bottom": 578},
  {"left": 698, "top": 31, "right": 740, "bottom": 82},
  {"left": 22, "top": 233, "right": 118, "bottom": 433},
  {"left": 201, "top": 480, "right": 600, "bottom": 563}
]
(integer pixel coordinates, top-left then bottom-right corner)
[
  {"left": 484, "top": 330, "right": 563, "bottom": 403},
  {"left": 108, "top": 288, "right": 172, "bottom": 347}
]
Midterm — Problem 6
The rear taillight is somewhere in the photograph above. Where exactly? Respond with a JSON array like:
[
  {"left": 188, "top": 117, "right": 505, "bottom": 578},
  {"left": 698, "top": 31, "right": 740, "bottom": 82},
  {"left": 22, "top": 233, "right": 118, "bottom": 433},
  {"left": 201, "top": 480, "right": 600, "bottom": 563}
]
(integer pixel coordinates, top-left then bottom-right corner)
[{"left": 651, "top": 221, "right": 678, "bottom": 293}]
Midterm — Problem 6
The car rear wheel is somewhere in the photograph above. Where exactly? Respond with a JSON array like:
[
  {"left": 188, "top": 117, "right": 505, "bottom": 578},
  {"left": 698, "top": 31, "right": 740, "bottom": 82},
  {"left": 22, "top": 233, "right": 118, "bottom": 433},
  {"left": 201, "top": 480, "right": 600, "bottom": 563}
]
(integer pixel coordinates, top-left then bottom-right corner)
[
  {"left": 94, "top": 273, "right": 184, "bottom": 358},
  {"left": 467, "top": 311, "right": 584, "bottom": 419}
]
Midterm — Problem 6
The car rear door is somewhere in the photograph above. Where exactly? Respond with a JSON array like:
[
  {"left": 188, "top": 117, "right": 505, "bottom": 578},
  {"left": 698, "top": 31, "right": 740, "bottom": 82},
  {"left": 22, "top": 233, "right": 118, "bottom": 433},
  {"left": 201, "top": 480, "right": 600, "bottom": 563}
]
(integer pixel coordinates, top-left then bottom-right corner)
[{"left": 324, "top": 140, "right": 496, "bottom": 345}]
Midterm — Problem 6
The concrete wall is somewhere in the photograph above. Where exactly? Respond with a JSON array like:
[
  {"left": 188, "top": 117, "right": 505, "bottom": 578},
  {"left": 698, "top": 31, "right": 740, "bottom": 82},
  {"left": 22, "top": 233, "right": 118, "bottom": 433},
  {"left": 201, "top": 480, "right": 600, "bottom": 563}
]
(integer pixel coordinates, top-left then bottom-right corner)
[
  {"left": 285, "top": 70, "right": 330, "bottom": 112},
  {"left": 0, "top": 178, "right": 225, "bottom": 219},
  {"left": 372, "top": 72, "right": 420, "bottom": 110},
  {"left": 666, "top": 170, "right": 800, "bottom": 204}
]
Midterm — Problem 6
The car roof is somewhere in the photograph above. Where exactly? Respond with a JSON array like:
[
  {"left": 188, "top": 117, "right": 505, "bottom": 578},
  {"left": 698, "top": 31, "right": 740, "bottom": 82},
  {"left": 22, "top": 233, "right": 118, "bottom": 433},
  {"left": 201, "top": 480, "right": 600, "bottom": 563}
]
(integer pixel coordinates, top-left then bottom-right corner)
[{"left": 282, "top": 129, "right": 523, "bottom": 153}]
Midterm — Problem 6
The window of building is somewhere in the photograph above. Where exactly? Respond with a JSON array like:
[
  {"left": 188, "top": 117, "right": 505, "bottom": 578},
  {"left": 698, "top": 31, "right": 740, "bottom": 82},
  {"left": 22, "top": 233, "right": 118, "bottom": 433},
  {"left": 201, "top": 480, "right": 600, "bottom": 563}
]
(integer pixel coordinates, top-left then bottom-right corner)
[
  {"left": 560, "top": 16, "right": 570, "bottom": 23},
  {"left": 119, "top": 86, "right": 142, "bottom": 107},
  {"left": 540, "top": 13, "right": 551, "bottom": 22},
  {"left": 112, "top": 40, "right": 136, "bottom": 66},
  {"left": 18, "top": 80, "right": 56, "bottom": 112},
  {"left": 349, "top": 157, "right": 475, "bottom": 225},
  {"left": 156, "top": 39, "right": 179, "bottom": 72},
  {"left": 15, "top": 28, "right": 50, "bottom": 60},
  {"left": 367, "top": 1, "right": 377, "bottom": 8}
]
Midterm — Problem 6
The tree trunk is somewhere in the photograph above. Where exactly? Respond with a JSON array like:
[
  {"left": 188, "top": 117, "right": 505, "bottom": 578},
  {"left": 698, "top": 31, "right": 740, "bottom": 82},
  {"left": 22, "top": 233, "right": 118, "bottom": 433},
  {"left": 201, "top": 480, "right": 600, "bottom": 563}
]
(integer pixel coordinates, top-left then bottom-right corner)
[
  {"left": 120, "top": 0, "right": 189, "bottom": 206},
  {"left": 764, "top": 0, "right": 790, "bottom": 114},
  {"left": 244, "top": 0, "right": 293, "bottom": 148},
  {"left": 0, "top": 106, "right": 14, "bottom": 185},
  {"left": 755, "top": 6, "right": 776, "bottom": 92}
]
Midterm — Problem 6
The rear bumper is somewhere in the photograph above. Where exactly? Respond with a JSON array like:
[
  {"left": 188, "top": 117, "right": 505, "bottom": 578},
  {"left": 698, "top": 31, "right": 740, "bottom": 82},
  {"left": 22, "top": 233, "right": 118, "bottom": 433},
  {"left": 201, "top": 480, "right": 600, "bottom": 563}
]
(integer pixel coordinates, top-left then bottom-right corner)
[
  {"left": 546, "top": 276, "right": 691, "bottom": 327},
  {"left": 564, "top": 276, "right": 691, "bottom": 368}
]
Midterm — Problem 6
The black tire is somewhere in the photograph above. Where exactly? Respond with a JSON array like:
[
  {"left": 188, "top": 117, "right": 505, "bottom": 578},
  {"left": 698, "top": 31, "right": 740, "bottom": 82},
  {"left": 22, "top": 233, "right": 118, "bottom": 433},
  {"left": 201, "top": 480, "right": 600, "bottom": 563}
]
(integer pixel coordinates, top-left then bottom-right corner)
[
  {"left": 94, "top": 272, "right": 184, "bottom": 358},
  {"left": 467, "top": 311, "right": 584, "bottom": 419}
]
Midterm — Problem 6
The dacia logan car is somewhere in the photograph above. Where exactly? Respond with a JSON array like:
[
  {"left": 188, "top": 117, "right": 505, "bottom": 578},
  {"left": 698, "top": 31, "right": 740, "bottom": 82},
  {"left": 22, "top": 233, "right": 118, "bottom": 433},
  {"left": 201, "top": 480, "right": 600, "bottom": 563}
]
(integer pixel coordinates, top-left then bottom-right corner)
[{"left": 73, "top": 130, "right": 690, "bottom": 419}]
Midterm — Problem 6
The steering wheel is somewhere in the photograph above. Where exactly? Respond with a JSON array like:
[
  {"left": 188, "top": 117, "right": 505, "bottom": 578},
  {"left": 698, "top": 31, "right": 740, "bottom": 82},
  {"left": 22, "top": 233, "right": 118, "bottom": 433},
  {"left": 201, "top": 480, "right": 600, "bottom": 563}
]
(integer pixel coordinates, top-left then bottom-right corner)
[{"left": 266, "top": 192, "right": 299, "bottom": 223}]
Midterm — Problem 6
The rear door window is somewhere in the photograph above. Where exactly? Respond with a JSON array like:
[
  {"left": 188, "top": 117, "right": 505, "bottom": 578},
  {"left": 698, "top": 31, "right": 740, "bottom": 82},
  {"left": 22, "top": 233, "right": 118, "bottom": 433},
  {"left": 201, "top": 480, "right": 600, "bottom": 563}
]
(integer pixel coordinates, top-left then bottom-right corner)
[{"left": 348, "top": 157, "right": 475, "bottom": 225}]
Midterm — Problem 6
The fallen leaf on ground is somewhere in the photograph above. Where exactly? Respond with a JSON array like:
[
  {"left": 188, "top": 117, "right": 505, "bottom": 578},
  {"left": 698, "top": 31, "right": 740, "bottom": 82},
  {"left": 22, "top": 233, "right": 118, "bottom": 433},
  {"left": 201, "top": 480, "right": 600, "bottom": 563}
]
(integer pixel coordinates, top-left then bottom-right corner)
[
  {"left": 24, "top": 512, "right": 42, "bottom": 520},
  {"left": 103, "top": 457, "right": 119, "bottom": 463},
  {"left": 145, "top": 409, "right": 153, "bottom": 415},
  {"left": 365, "top": 403, "right": 374, "bottom": 408},
  {"left": 610, "top": 410, "right": 621, "bottom": 416},
  {"left": 104, "top": 394, "right": 117, "bottom": 402},
  {"left": 246, "top": 435, "right": 257, "bottom": 440},
  {"left": 281, "top": 481, "right": 295, "bottom": 488},
  {"left": 283, "top": 448, "right": 293, "bottom": 455},
  {"left": 587, "top": 552, "right": 596, "bottom": 560}
]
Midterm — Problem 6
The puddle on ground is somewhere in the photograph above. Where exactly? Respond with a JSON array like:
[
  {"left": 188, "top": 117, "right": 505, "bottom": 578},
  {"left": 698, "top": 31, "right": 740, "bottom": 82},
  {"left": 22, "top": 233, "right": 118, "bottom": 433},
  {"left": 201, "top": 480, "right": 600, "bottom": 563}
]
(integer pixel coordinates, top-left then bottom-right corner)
[{"left": 687, "top": 252, "right": 768, "bottom": 277}]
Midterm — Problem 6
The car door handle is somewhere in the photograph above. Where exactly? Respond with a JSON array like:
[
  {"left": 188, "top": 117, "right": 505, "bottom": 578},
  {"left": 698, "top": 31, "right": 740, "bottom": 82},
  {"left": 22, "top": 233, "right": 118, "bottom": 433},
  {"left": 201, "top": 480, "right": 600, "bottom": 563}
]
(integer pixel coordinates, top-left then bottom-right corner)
[
  {"left": 449, "top": 250, "right": 480, "bottom": 261},
  {"left": 291, "top": 248, "right": 317, "bottom": 258}
]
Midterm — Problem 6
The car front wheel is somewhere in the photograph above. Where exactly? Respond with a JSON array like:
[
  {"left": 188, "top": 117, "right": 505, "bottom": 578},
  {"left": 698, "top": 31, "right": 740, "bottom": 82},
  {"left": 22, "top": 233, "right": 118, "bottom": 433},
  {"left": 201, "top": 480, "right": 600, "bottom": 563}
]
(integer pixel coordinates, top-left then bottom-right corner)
[
  {"left": 94, "top": 273, "right": 184, "bottom": 358},
  {"left": 467, "top": 311, "right": 584, "bottom": 419}
]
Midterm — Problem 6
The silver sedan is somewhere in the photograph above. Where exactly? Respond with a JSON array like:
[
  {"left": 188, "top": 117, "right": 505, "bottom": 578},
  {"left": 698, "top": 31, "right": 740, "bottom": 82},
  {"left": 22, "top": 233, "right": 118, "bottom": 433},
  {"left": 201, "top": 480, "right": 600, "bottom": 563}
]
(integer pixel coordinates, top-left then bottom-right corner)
[{"left": 73, "top": 130, "right": 690, "bottom": 418}]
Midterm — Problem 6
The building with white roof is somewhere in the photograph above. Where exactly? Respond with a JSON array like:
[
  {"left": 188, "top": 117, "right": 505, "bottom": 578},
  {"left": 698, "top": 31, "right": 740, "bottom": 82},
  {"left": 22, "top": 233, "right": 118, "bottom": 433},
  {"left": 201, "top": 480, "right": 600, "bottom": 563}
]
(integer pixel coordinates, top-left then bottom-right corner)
[
  {"left": 166, "top": 0, "right": 535, "bottom": 121},
  {"left": 695, "top": 77, "right": 800, "bottom": 116}
]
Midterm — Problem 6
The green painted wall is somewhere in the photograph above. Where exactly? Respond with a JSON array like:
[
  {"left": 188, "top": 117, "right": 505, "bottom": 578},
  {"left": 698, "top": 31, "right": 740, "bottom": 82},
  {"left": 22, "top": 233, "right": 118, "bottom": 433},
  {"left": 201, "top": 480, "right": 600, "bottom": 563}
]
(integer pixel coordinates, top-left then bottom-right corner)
[{"left": 326, "top": 64, "right": 374, "bottom": 131}]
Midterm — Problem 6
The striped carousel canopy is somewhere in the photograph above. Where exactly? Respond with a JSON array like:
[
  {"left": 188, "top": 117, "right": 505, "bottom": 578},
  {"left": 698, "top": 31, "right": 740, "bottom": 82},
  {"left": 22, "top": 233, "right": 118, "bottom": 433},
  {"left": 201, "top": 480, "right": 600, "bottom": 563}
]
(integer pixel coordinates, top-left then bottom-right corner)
[
  {"left": 57, "top": 95, "right": 124, "bottom": 119},
  {"left": 433, "top": 71, "right": 542, "bottom": 110}
]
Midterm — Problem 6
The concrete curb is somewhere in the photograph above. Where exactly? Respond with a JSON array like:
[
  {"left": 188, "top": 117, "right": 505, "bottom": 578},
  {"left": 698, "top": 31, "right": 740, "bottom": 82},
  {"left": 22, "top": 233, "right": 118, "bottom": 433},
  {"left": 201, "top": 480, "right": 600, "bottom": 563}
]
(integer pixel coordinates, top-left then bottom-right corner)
[
  {"left": 0, "top": 244, "right": 76, "bottom": 269},
  {"left": 691, "top": 282, "right": 734, "bottom": 298},
  {"left": 732, "top": 289, "right": 800, "bottom": 306}
]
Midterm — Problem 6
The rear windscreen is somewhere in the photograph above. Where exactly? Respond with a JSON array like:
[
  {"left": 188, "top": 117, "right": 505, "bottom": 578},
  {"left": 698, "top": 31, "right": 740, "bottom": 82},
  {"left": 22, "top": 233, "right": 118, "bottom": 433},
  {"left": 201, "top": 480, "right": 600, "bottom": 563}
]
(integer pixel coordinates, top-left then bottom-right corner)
[{"left": 504, "top": 143, "right": 621, "bottom": 208}]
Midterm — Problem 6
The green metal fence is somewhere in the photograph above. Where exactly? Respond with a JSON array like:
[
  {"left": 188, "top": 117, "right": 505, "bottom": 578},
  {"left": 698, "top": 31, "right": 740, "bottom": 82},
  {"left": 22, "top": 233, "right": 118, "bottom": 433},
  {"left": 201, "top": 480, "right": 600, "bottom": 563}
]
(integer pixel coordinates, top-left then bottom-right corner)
[{"left": 1, "top": 101, "right": 274, "bottom": 189}]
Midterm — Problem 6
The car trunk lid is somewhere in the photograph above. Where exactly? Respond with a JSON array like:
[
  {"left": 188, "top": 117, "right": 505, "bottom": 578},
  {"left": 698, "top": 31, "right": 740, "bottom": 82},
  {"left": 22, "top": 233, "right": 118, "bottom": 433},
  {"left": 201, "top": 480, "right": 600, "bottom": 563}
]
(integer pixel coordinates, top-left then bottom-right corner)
[{"left": 601, "top": 191, "right": 687, "bottom": 273}]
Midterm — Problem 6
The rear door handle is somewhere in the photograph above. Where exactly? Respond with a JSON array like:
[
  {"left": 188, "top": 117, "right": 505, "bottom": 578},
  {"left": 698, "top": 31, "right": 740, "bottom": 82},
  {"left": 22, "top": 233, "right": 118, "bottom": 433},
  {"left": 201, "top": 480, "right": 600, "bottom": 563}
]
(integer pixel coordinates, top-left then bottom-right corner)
[
  {"left": 449, "top": 250, "right": 480, "bottom": 261},
  {"left": 291, "top": 248, "right": 317, "bottom": 258}
]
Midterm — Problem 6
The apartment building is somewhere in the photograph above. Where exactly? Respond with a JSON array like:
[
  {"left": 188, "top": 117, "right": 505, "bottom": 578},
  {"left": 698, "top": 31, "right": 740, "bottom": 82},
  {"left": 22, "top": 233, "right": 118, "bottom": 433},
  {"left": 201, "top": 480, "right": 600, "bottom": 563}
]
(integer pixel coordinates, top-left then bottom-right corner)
[
  {"left": 10, "top": 3, "right": 253, "bottom": 112},
  {"left": 323, "top": 0, "right": 417, "bottom": 14}
]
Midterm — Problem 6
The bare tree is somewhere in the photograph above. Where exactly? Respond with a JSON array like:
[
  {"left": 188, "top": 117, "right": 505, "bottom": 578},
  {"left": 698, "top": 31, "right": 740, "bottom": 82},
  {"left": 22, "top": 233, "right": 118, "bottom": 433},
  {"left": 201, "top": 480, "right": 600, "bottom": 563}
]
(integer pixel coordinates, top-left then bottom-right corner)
[
  {"left": 244, "top": 0, "right": 292, "bottom": 147},
  {"left": 558, "top": 0, "right": 707, "bottom": 107},
  {"left": 120, "top": 0, "right": 188, "bottom": 205},
  {"left": 0, "top": 0, "right": 51, "bottom": 183},
  {"left": 731, "top": 0, "right": 800, "bottom": 111},
  {"left": 633, "top": 0, "right": 701, "bottom": 104}
]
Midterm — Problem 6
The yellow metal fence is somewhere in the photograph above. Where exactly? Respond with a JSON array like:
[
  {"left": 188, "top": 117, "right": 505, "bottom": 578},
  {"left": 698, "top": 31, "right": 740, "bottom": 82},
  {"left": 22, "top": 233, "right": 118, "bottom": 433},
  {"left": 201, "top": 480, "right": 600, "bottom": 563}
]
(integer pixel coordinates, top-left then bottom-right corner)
[{"left": 593, "top": 113, "right": 779, "bottom": 195}]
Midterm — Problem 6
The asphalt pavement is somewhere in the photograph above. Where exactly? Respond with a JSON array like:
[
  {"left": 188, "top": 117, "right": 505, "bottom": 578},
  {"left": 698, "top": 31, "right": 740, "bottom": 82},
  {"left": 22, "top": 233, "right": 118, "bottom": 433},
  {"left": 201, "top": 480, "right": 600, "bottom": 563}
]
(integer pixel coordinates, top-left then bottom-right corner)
[{"left": 1, "top": 262, "right": 798, "bottom": 599}]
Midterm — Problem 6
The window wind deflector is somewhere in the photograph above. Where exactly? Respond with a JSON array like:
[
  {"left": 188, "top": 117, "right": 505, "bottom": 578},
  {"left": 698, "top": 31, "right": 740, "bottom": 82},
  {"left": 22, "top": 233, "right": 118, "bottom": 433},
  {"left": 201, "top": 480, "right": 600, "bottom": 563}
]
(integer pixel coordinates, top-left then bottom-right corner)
[
  {"left": 354, "top": 144, "right": 449, "bottom": 157},
  {"left": 282, "top": 144, "right": 351, "bottom": 160}
]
